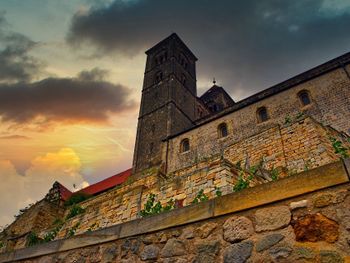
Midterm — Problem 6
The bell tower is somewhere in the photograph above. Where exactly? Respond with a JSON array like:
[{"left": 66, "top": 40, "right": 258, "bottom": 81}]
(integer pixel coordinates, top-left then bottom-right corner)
[{"left": 132, "top": 33, "right": 198, "bottom": 173}]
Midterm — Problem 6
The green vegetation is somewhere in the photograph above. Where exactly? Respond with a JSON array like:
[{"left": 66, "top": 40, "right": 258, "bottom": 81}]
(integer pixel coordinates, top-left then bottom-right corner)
[
  {"left": 295, "top": 111, "right": 305, "bottom": 120},
  {"left": 284, "top": 112, "right": 305, "bottom": 126},
  {"left": 67, "top": 222, "right": 80, "bottom": 238},
  {"left": 0, "top": 241, "right": 4, "bottom": 249},
  {"left": 65, "top": 205, "right": 85, "bottom": 220},
  {"left": 64, "top": 193, "right": 91, "bottom": 207},
  {"left": 215, "top": 186, "right": 222, "bottom": 197},
  {"left": 303, "top": 160, "right": 311, "bottom": 172},
  {"left": 330, "top": 136, "right": 349, "bottom": 159},
  {"left": 270, "top": 167, "right": 279, "bottom": 181},
  {"left": 26, "top": 232, "right": 43, "bottom": 247},
  {"left": 43, "top": 219, "right": 64, "bottom": 242},
  {"left": 26, "top": 218, "right": 65, "bottom": 247},
  {"left": 233, "top": 157, "right": 281, "bottom": 192},
  {"left": 139, "top": 193, "right": 175, "bottom": 217},
  {"left": 233, "top": 173, "right": 253, "bottom": 192},
  {"left": 87, "top": 222, "right": 99, "bottom": 232},
  {"left": 284, "top": 115, "right": 292, "bottom": 125},
  {"left": 191, "top": 189, "right": 209, "bottom": 204}
]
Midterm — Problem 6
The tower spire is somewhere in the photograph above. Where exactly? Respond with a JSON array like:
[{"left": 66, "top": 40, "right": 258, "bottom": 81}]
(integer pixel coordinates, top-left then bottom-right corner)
[{"left": 213, "top": 77, "right": 216, "bottom": 85}]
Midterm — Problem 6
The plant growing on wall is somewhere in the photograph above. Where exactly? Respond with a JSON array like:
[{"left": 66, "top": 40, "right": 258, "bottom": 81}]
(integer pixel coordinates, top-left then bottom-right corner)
[
  {"left": 215, "top": 186, "right": 222, "bottom": 197},
  {"left": 139, "top": 193, "right": 176, "bottom": 217},
  {"left": 0, "top": 241, "right": 4, "bottom": 249},
  {"left": 295, "top": 111, "right": 305, "bottom": 120},
  {"left": 87, "top": 222, "right": 99, "bottom": 232},
  {"left": 270, "top": 167, "right": 279, "bottom": 181},
  {"left": 303, "top": 160, "right": 312, "bottom": 172},
  {"left": 43, "top": 219, "right": 64, "bottom": 242},
  {"left": 330, "top": 137, "right": 349, "bottom": 159},
  {"left": 26, "top": 232, "right": 43, "bottom": 247},
  {"left": 67, "top": 222, "right": 80, "bottom": 237},
  {"left": 65, "top": 205, "right": 85, "bottom": 220},
  {"left": 233, "top": 173, "right": 253, "bottom": 192},
  {"left": 64, "top": 193, "right": 91, "bottom": 207},
  {"left": 191, "top": 189, "right": 209, "bottom": 204},
  {"left": 163, "top": 199, "right": 175, "bottom": 212},
  {"left": 284, "top": 115, "right": 292, "bottom": 125}
]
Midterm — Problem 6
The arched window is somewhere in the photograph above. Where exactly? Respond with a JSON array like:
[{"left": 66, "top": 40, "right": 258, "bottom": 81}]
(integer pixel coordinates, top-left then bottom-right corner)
[
  {"left": 180, "top": 138, "right": 190, "bottom": 153},
  {"left": 298, "top": 90, "right": 311, "bottom": 106},
  {"left": 257, "top": 107, "right": 269, "bottom": 123},
  {"left": 218, "top": 123, "right": 228, "bottom": 138}
]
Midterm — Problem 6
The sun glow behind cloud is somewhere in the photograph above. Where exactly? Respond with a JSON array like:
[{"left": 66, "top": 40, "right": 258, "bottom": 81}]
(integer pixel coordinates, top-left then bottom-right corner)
[{"left": 0, "top": 148, "right": 89, "bottom": 227}]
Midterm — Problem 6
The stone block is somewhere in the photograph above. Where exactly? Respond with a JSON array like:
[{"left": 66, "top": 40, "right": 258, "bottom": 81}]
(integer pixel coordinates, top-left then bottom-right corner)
[
  {"left": 223, "top": 216, "right": 254, "bottom": 243},
  {"left": 292, "top": 213, "right": 339, "bottom": 243},
  {"left": 320, "top": 250, "right": 344, "bottom": 263},
  {"left": 197, "top": 222, "right": 217, "bottom": 239},
  {"left": 269, "top": 245, "right": 293, "bottom": 260},
  {"left": 256, "top": 233, "right": 284, "bottom": 252},
  {"left": 255, "top": 206, "right": 291, "bottom": 232},
  {"left": 161, "top": 239, "right": 186, "bottom": 258},
  {"left": 223, "top": 241, "right": 253, "bottom": 263},
  {"left": 140, "top": 244, "right": 160, "bottom": 261},
  {"left": 289, "top": 200, "right": 308, "bottom": 210}
]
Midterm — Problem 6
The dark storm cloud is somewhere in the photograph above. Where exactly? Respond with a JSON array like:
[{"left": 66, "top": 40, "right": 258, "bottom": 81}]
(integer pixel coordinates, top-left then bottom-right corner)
[
  {"left": 0, "top": 68, "right": 136, "bottom": 127},
  {"left": 0, "top": 14, "right": 42, "bottom": 83},
  {"left": 67, "top": 0, "right": 350, "bottom": 98}
]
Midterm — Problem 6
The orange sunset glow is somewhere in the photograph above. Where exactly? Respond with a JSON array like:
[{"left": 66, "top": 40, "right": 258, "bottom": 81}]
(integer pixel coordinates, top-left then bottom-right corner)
[{"left": 1, "top": 0, "right": 350, "bottom": 228}]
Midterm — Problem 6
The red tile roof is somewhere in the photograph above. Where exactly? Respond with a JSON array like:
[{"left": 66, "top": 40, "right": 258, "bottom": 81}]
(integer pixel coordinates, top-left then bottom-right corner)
[
  {"left": 78, "top": 168, "right": 132, "bottom": 196},
  {"left": 56, "top": 182, "right": 72, "bottom": 201}
]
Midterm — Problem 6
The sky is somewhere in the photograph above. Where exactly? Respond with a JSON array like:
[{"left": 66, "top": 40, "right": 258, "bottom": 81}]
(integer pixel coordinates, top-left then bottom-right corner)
[{"left": 0, "top": 0, "right": 350, "bottom": 227}]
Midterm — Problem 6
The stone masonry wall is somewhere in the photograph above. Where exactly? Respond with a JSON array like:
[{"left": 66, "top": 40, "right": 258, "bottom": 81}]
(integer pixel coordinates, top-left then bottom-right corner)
[
  {"left": 1, "top": 160, "right": 350, "bottom": 263},
  {"left": 164, "top": 66, "right": 350, "bottom": 173},
  {"left": 167, "top": 116, "right": 343, "bottom": 174},
  {"left": 0, "top": 200, "right": 65, "bottom": 253},
  {"left": 56, "top": 158, "right": 238, "bottom": 240}
]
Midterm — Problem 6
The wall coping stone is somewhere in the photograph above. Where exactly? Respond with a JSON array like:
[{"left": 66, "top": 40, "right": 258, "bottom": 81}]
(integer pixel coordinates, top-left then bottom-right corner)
[{"left": 1, "top": 159, "right": 349, "bottom": 262}]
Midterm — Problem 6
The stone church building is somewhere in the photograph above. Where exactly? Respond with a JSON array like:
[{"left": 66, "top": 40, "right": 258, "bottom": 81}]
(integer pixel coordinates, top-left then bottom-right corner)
[{"left": 1, "top": 34, "right": 350, "bottom": 262}]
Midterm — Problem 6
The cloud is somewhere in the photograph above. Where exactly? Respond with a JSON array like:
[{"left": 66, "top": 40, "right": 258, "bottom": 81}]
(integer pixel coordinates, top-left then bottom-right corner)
[
  {"left": 0, "top": 148, "right": 89, "bottom": 227},
  {"left": 0, "top": 68, "right": 136, "bottom": 130},
  {"left": 67, "top": 0, "right": 350, "bottom": 97},
  {"left": 0, "top": 14, "right": 42, "bottom": 83}
]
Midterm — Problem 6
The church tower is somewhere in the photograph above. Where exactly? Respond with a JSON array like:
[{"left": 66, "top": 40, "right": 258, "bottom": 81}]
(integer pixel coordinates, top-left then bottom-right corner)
[{"left": 132, "top": 33, "right": 198, "bottom": 173}]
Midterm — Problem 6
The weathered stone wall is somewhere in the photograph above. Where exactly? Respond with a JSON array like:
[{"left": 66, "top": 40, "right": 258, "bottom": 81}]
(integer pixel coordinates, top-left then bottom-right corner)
[
  {"left": 52, "top": 115, "right": 346, "bottom": 243},
  {"left": 56, "top": 158, "right": 238, "bottom": 241},
  {"left": 1, "top": 160, "right": 349, "bottom": 263},
  {"left": 164, "top": 66, "right": 350, "bottom": 173},
  {"left": 166, "top": 116, "right": 343, "bottom": 173},
  {"left": 0, "top": 200, "right": 64, "bottom": 253}
]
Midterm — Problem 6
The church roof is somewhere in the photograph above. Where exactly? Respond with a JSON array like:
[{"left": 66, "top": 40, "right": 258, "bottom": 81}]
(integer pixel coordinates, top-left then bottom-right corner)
[
  {"left": 55, "top": 168, "right": 132, "bottom": 201},
  {"left": 200, "top": 84, "right": 235, "bottom": 105},
  {"left": 57, "top": 182, "right": 73, "bottom": 201},
  {"left": 78, "top": 168, "right": 132, "bottom": 196}
]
